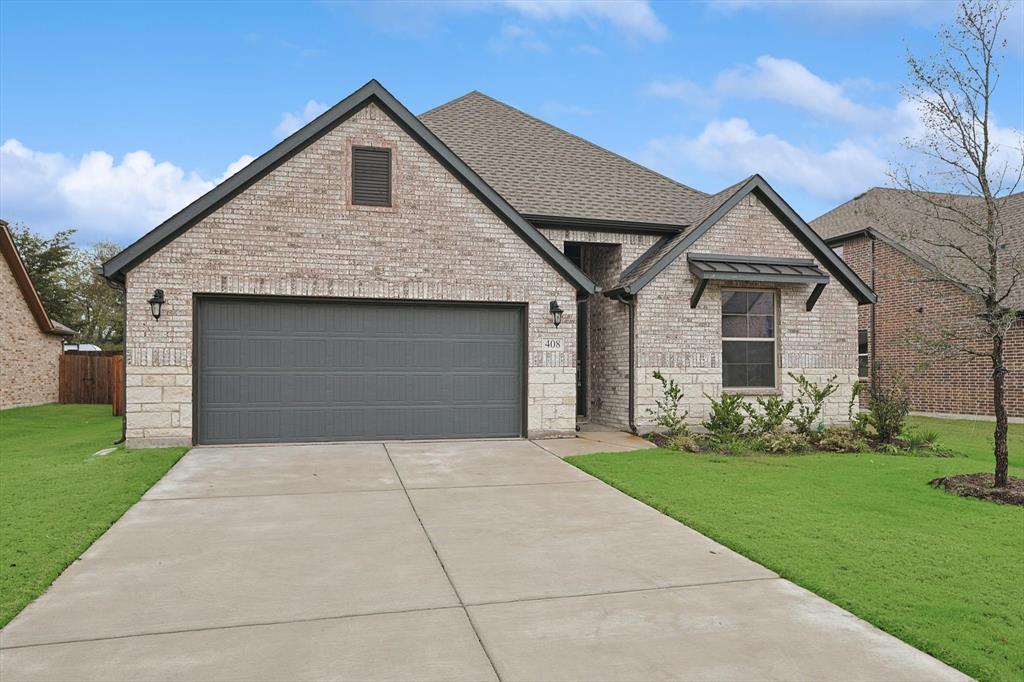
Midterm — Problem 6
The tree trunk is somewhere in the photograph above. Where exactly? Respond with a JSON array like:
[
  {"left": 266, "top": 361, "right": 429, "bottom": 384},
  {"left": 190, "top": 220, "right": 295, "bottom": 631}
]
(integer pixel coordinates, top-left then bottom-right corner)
[{"left": 992, "top": 334, "right": 1009, "bottom": 488}]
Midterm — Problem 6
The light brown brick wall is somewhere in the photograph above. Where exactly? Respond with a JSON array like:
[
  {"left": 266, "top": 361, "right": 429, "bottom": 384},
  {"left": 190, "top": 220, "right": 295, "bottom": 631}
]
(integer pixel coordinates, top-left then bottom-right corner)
[
  {"left": 838, "top": 237, "right": 1023, "bottom": 419},
  {"left": 635, "top": 193, "right": 860, "bottom": 429},
  {"left": 124, "top": 102, "right": 577, "bottom": 447},
  {"left": 1, "top": 261, "right": 62, "bottom": 408}
]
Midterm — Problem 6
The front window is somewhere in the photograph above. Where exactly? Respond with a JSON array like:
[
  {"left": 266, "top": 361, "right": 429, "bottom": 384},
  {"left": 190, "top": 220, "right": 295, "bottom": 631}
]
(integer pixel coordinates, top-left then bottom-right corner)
[
  {"left": 722, "top": 290, "right": 776, "bottom": 388},
  {"left": 858, "top": 329, "right": 869, "bottom": 377}
]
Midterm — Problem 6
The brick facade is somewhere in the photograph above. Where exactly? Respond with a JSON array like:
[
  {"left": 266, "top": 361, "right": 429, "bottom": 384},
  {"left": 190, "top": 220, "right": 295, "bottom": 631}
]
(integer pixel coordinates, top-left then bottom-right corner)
[
  {"left": 634, "top": 194, "right": 860, "bottom": 429},
  {"left": 837, "top": 236, "right": 1023, "bottom": 419},
  {"left": 123, "top": 102, "right": 577, "bottom": 447},
  {"left": 1, "top": 256, "right": 62, "bottom": 408}
]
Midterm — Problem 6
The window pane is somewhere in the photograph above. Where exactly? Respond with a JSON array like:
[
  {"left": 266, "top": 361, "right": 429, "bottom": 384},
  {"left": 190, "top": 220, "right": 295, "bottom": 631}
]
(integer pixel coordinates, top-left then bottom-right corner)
[
  {"left": 747, "top": 315, "right": 774, "bottom": 338},
  {"left": 722, "top": 315, "right": 748, "bottom": 338},
  {"left": 722, "top": 291, "right": 747, "bottom": 314},
  {"left": 748, "top": 363, "right": 775, "bottom": 388},
  {"left": 723, "top": 340, "right": 747, "bottom": 365},
  {"left": 723, "top": 363, "right": 746, "bottom": 388},
  {"left": 746, "top": 341, "right": 774, "bottom": 365},
  {"left": 858, "top": 355, "right": 869, "bottom": 377},
  {"left": 858, "top": 330, "right": 868, "bottom": 354},
  {"left": 748, "top": 292, "right": 773, "bottom": 314}
]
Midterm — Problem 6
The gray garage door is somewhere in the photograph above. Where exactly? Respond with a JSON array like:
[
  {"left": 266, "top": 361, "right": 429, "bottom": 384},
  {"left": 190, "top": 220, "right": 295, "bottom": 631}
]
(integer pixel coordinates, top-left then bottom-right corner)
[{"left": 196, "top": 298, "right": 524, "bottom": 444}]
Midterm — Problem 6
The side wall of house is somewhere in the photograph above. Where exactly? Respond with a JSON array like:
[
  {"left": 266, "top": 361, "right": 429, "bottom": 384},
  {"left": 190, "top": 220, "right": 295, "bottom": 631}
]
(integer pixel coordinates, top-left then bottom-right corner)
[
  {"left": 0, "top": 262, "right": 62, "bottom": 408},
  {"left": 635, "top": 193, "right": 860, "bottom": 429},
  {"left": 539, "top": 228, "right": 662, "bottom": 428},
  {"left": 124, "top": 102, "right": 577, "bottom": 447},
  {"left": 839, "top": 237, "right": 1023, "bottom": 419}
]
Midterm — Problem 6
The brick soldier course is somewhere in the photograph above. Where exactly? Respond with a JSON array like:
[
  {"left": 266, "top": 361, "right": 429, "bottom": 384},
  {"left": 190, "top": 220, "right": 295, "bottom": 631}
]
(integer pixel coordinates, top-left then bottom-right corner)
[{"left": 104, "top": 80, "right": 875, "bottom": 447}]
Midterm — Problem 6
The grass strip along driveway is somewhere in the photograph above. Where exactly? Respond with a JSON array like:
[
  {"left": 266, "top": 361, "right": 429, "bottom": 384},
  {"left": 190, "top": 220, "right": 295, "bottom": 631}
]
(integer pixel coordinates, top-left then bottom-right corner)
[
  {"left": 567, "top": 416, "right": 1024, "bottom": 682},
  {"left": 1, "top": 404, "right": 187, "bottom": 627}
]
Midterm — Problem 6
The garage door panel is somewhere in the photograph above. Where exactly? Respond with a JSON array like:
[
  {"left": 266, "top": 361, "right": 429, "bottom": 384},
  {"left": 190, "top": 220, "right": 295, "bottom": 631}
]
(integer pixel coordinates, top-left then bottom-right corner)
[{"left": 197, "top": 299, "right": 523, "bottom": 444}]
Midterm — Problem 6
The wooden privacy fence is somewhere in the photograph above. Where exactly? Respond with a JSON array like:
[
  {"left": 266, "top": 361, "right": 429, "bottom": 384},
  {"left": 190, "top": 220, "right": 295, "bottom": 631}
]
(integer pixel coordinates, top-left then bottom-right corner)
[{"left": 59, "top": 351, "right": 125, "bottom": 415}]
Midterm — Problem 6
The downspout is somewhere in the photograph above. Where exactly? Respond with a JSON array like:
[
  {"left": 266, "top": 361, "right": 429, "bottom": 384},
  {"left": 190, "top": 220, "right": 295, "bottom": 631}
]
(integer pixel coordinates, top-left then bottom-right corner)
[
  {"left": 112, "top": 277, "right": 127, "bottom": 445},
  {"left": 614, "top": 293, "right": 638, "bottom": 434},
  {"left": 869, "top": 235, "right": 877, "bottom": 376}
]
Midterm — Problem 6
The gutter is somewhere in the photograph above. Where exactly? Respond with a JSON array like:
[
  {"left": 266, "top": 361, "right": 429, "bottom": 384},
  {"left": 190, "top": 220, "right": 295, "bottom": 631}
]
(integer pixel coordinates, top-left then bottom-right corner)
[{"left": 613, "top": 292, "right": 638, "bottom": 434}]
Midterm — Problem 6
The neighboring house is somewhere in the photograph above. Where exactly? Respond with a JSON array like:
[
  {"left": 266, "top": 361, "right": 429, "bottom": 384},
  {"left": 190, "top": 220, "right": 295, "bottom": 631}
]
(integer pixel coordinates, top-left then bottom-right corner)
[
  {"left": 812, "top": 188, "right": 1023, "bottom": 420},
  {"left": 1, "top": 220, "right": 76, "bottom": 409},
  {"left": 102, "top": 81, "right": 874, "bottom": 448}
]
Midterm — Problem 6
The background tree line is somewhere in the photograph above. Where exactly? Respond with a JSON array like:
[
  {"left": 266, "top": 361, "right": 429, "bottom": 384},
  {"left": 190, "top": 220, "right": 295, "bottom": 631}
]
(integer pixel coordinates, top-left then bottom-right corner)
[{"left": 10, "top": 225, "right": 123, "bottom": 350}]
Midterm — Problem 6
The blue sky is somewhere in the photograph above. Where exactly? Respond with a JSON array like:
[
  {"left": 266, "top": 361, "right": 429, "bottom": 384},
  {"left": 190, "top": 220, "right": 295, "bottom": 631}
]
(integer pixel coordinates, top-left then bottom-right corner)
[{"left": 1, "top": 0, "right": 1021, "bottom": 246}]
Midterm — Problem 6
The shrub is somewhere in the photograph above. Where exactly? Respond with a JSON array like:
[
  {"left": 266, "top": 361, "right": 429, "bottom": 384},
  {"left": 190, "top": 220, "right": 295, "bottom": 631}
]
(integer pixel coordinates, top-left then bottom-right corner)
[
  {"left": 702, "top": 392, "right": 746, "bottom": 441},
  {"left": 742, "top": 395, "right": 794, "bottom": 435},
  {"left": 646, "top": 370, "right": 689, "bottom": 436},
  {"left": 666, "top": 432, "right": 702, "bottom": 453},
  {"left": 866, "top": 365, "right": 910, "bottom": 444},
  {"left": 787, "top": 372, "right": 839, "bottom": 436},
  {"left": 755, "top": 430, "right": 810, "bottom": 454},
  {"left": 817, "top": 427, "right": 868, "bottom": 453},
  {"left": 902, "top": 428, "right": 939, "bottom": 451}
]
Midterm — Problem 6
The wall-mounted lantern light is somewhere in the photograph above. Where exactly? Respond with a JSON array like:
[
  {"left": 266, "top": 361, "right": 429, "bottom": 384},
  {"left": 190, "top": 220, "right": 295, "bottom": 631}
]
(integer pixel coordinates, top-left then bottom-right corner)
[
  {"left": 148, "top": 289, "right": 165, "bottom": 320},
  {"left": 549, "top": 300, "right": 564, "bottom": 327}
]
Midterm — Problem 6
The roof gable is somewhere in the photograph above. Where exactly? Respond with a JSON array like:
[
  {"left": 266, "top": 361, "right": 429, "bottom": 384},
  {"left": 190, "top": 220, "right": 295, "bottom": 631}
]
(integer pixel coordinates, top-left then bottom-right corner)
[
  {"left": 1, "top": 221, "right": 75, "bottom": 336},
  {"left": 103, "top": 81, "right": 596, "bottom": 294},
  {"left": 608, "top": 175, "right": 876, "bottom": 304},
  {"left": 420, "top": 91, "right": 707, "bottom": 227}
]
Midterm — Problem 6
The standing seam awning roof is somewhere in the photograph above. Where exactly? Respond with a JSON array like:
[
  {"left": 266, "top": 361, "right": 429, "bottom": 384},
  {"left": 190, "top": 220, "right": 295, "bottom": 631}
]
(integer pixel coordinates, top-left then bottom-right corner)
[{"left": 686, "top": 253, "right": 831, "bottom": 311}]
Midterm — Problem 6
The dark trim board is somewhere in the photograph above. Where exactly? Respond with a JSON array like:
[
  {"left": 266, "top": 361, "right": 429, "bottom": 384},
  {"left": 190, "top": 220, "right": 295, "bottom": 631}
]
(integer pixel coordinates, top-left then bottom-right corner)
[
  {"left": 527, "top": 214, "right": 684, "bottom": 235},
  {"left": 102, "top": 80, "right": 597, "bottom": 295},
  {"left": 191, "top": 293, "right": 530, "bottom": 445}
]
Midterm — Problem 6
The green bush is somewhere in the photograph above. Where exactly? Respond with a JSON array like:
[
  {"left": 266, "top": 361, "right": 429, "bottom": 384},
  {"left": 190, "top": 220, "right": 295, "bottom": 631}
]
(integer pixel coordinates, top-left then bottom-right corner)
[
  {"left": 817, "top": 427, "right": 869, "bottom": 453},
  {"left": 702, "top": 392, "right": 746, "bottom": 441},
  {"left": 787, "top": 372, "right": 839, "bottom": 436},
  {"left": 902, "top": 427, "right": 939, "bottom": 451},
  {"left": 646, "top": 370, "right": 689, "bottom": 436},
  {"left": 742, "top": 395, "right": 794, "bottom": 435},
  {"left": 666, "top": 432, "right": 703, "bottom": 453},
  {"left": 866, "top": 365, "right": 910, "bottom": 444},
  {"left": 755, "top": 429, "right": 810, "bottom": 454}
]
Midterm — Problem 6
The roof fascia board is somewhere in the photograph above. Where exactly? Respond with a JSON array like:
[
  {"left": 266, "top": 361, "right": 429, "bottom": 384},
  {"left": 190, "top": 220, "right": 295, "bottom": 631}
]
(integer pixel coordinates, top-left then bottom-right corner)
[
  {"left": 525, "top": 214, "right": 684, "bottom": 235},
  {"left": 102, "top": 81, "right": 597, "bottom": 294},
  {"left": 620, "top": 176, "right": 877, "bottom": 304},
  {"left": 821, "top": 227, "right": 880, "bottom": 246}
]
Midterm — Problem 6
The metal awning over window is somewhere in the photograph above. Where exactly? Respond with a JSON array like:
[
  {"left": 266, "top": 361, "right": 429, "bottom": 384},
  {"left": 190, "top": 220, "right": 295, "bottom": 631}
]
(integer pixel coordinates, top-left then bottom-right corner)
[{"left": 687, "top": 253, "right": 830, "bottom": 311}]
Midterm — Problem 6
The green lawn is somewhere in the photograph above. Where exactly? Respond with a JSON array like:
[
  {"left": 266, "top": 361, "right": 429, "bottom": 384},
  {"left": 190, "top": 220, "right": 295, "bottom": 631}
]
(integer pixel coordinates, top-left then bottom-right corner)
[
  {"left": 567, "top": 416, "right": 1024, "bottom": 682},
  {"left": 0, "top": 404, "right": 187, "bottom": 627}
]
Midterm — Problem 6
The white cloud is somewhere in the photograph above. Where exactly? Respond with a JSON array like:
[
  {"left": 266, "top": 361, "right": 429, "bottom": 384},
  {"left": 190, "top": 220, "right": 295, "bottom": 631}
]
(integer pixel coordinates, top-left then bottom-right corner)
[
  {"left": 274, "top": 100, "right": 329, "bottom": 140},
  {"left": 643, "top": 118, "right": 888, "bottom": 200},
  {"left": 501, "top": 0, "right": 668, "bottom": 41},
  {"left": 0, "top": 139, "right": 252, "bottom": 243},
  {"left": 715, "top": 56, "right": 887, "bottom": 127},
  {"left": 489, "top": 23, "right": 550, "bottom": 52}
]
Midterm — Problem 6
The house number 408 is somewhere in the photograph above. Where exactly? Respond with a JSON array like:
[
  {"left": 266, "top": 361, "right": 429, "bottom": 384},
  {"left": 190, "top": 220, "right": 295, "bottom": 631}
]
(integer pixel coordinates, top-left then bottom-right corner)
[{"left": 542, "top": 338, "right": 564, "bottom": 350}]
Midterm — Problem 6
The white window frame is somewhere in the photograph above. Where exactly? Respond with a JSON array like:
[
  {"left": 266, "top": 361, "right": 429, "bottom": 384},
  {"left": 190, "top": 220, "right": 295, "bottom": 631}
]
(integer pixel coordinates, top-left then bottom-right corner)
[{"left": 721, "top": 288, "right": 779, "bottom": 390}]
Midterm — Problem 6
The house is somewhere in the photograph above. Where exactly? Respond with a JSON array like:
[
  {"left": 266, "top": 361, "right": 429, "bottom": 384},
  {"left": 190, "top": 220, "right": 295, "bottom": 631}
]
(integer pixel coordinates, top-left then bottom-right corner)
[
  {"left": 1, "top": 220, "right": 75, "bottom": 409},
  {"left": 812, "top": 188, "right": 1023, "bottom": 420},
  {"left": 102, "top": 81, "right": 874, "bottom": 448}
]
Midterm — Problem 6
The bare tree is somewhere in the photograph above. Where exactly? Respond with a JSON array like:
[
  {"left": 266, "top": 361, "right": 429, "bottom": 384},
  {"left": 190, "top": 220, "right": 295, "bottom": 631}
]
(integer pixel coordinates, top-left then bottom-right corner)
[{"left": 890, "top": 0, "right": 1022, "bottom": 487}]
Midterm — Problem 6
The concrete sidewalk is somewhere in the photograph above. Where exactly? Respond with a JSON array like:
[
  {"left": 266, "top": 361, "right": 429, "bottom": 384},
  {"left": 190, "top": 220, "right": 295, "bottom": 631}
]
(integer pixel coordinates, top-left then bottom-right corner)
[{"left": 0, "top": 437, "right": 965, "bottom": 681}]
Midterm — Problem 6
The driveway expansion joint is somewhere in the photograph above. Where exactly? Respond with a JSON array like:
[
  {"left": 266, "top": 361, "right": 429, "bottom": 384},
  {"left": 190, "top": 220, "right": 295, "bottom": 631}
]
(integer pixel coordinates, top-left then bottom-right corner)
[
  {"left": 141, "top": 487, "right": 406, "bottom": 502},
  {"left": 382, "top": 443, "right": 504, "bottom": 682}
]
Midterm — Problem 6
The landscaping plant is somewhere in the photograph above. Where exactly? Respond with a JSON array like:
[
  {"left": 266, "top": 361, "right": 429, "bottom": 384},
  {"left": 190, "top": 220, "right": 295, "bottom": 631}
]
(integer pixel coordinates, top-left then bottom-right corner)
[
  {"left": 702, "top": 392, "right": 746, "bottom": 442},
  {"left": 786, "top": 372, "right": 839, "bottom": 437},
  {"left": 646, "top": 370, "right": 689, "bottom": 436},
  {"left": 742, "top": 395, "right": 794, "bottom": 436},
  {"left": 866, "top": 365, "right": 910, "bottom": 444}
]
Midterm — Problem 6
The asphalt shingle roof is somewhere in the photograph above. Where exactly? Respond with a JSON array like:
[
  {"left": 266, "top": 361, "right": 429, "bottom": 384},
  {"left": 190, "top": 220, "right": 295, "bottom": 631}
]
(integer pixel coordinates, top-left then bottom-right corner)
[
  {"left": 812, "top": 188, "right": 1024, "bottom": 309},
  {"left": 420, "top": 91, "right": 707, "bottom": 226}
]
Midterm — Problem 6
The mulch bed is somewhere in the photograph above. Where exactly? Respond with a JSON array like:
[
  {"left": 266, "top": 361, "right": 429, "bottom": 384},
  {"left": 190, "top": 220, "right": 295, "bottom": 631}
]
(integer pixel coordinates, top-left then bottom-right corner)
[
  {"left": 646, "top": 433, "right": 673, "bottom": 448},
  {"left": 929, "top": 473, "right": 1024, "bottom": 506}
]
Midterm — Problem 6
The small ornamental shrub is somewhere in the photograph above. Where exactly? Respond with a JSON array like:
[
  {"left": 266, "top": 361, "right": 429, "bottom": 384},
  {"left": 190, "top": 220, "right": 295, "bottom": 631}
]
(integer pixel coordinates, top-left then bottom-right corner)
[
  {"left": 666, "top": 432, "right": 702, "bottom": 453},
  {"left": 646, "top": 370, "right": 689, "bottom": 436},
  {"left": 787, "top": 372, "right": 839, "bottom": 436},
  {"left": 902, "top": 427, "right": 939, "bottom": 451},
  {"left": 866, "top": 365, "right": 910, "bottom": 444},
  {"left": 742, "top": 395, "right": 794, "bottom": 436},
  {"left": 817, "top": 427, "right": 869, "bottom": 453},
  {"left": 702, "top": 392, "right": 746, "bottom": 441},
  {"left": 755, "top": 430, "right": 810, "bottom": 454}
]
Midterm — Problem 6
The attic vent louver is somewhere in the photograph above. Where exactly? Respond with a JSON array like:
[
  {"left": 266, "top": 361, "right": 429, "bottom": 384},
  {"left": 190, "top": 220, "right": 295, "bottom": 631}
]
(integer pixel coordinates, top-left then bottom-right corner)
[{"left": 352, "top": 146, "right": 392, "bottom": 207}]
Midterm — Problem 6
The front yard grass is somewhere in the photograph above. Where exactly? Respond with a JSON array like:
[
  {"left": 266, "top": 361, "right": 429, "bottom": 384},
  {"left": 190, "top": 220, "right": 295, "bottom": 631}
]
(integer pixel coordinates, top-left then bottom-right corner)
[
  {"left": 567, "top": 416, "right": 1024, "bottom": 682},
  {"left": 0, "top": 404, "right": 187, "bottom": 627}
]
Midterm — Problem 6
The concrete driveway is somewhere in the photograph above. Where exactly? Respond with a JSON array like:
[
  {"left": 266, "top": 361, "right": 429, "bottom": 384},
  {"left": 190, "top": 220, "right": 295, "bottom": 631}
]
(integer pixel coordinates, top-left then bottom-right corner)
[{"left": 0, "top": 437, "right": 964, "bottom": 681}]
